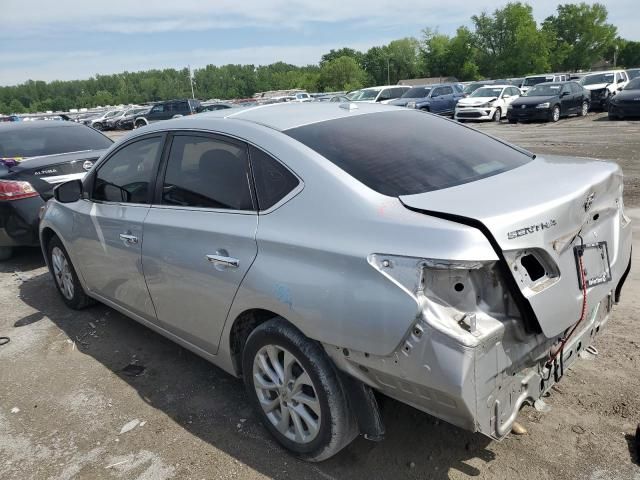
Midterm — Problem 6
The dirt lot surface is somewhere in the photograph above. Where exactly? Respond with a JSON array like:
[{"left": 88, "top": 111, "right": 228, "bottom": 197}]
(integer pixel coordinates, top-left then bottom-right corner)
[{"left": 1, "top": 112, "right": 639, "bottom": 480}]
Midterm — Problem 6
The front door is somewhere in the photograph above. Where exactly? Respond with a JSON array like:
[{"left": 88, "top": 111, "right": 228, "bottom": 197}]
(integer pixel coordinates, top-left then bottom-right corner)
[
  {"left": 73, "top": 135, "right": 165, "bottom": 319},
  {"left": 142, "top": 133, "right": 258, "bottom": 354}
]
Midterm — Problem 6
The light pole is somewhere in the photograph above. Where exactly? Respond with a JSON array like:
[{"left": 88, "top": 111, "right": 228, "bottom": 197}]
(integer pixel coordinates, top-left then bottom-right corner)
[
  {"left": 613, "top": 45, "right": 619, "bottom": 68},
  {"left": 188, "top": 65, "right": 195, "bottom": 99}
]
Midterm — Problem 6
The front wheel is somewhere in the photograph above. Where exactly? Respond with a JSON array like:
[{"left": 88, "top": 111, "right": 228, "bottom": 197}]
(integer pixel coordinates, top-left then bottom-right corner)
[
  {"left": 0, "top": 246, "right": 13, "bottom": 261},
  {"left": 243, "top": 318, "right": 357, "bottom": 462},
  {"left": 550, "top": 105, "right": 560, "bottom": 123},
  {"left": 134, "top": 120, "right": 147, "bottom": 129},
  {"left": 493, "top": 107, "right": 502, "bottom": 122},
  {"left": 578, "top": 101, "right": 589, "bottom": 117},
  {"left": 93, "top": 122, "right": 103, "bottom": 131},
  {"left": 47, "top": 236, "right": 93, "bottom": 310}
]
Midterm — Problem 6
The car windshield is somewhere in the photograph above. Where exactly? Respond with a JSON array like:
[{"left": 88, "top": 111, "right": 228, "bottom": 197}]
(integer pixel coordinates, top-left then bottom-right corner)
[
  {"left": 625, "top": 78, "right": 640, "bottom": 90},
  {"left": 463, "top": 83, "right": 485, "bottom": 95},
  {"left": 582, "top": 73, "right": 615, "bottom": 85},
  {"left": 104, "top": 110, "right": 121, "bottom": 118},
  {"left": 525, "top": 84, "right": 563, "bottom": 96},
  {"left": 628, "top": 69, "right": 640, "bottom": 80},
  {"left": 471, "top": 87, "right": 504, "bottom": 98},
  {"left": 523, "top": 76, "right": 549, "bottom": 87},
  {"left": 402, "top": 87, "right": 431, "bottom": 98},
  {"left": 347, "top": 89, "right": 379, "bottom": 101},
  {"left": 0, "top": 124, "right": 113, "bottom": 158},
  {"left": 285, "top": 110, "right": 532, "bottom": 196}
]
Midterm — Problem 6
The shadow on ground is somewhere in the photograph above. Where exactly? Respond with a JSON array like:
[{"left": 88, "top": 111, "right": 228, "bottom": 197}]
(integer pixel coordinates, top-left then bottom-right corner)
[{"left": 15, "top": 266, "right": 495, "bottom": 479}]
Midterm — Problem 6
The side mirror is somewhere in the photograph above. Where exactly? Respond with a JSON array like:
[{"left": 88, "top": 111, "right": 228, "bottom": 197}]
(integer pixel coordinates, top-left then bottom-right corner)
[
  {"left": 54, "top": 179, "right": 83, "bottom": 203},
  {"left": 561, "top": 91, "right": 570, "bottom": 97}
]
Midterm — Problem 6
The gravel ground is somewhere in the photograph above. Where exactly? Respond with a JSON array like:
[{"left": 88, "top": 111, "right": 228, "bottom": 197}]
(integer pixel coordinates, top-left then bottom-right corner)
[{"left": 1, "top": 112, "right": 639, "bottom": 480}]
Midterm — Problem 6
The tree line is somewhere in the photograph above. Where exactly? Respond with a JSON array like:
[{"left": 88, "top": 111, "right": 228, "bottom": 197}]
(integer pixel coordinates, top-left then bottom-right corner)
[{"left": 1, "top": 2, "right": 639, "bottom": 114}]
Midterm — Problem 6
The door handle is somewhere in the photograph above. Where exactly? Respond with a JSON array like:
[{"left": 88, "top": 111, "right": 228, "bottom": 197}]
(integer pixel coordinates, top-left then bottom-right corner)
[
  {"left": 206, "top": 254, "right": 240, "bottom": 269},
  {"left": 119, "top": 233, "right": 139, "bottom": 245}
]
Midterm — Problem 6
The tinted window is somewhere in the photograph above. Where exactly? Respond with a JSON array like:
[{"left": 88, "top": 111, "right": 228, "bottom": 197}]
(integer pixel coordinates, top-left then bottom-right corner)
[
  {"left": 0, "top": 124, "right": 112, "bottom": 158},
  {"left": 93, "top": 136, "right": 162, "bottom": 204},
  {"left": 150, "top": 105, "right": 164, "bottom": 113},
  {"left": 285, "top": 111, "right": 532, "bottom": 197},
  {"left": 250, "top": 146, "right": 299, "bottom": 210},
  {"left": 431, "top": 88, "right": 443, "bottom": 97},
  {"left": 378, "top": 89, "right": 392, "bottom": 101},
  {"left": 403, "top": 87, "right": 430, "bottom": 98},
  {"left": 441, "top": 86, "right": 454, "bottom": 95},
  {"left": 162, "top": 135, "right": 253, "bottom": 210}
]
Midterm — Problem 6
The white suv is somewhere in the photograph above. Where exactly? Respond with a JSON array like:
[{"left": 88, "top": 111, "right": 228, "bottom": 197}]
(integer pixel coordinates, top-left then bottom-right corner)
[
  {"left": 455, "top": 85, "right": 521, "bottom": 122},
  {"left": 580, "top": 70, "right": 630, "bottom": 109}
]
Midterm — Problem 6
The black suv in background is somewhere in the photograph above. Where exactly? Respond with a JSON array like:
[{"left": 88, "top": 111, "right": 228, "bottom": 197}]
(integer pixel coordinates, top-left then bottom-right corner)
[
  {"left": 507, "top": 81, "right": 590, "bottom": 123},
  {"left": 134, "top": 99, "right": 201, "bottom": 128}
]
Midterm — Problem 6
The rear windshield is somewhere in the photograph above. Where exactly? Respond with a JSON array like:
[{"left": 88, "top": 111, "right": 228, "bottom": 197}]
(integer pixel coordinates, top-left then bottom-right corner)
[
  {"left": 523, "top": 76, "right": 549, "bottom": 87},
  {"left": 0, "top": 124, "right": 113, "bottom": 158},
  {"left": 285, "top": 111, "right": 532, "bottom": 196},
  {"left": 402, "top": 87, "right": 430, "bottom": 98}
]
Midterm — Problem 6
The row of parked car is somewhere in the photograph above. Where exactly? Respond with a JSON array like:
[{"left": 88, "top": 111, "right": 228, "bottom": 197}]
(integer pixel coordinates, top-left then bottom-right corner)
[{"left": 340, "top": 67, "right": 640, "bottom": 123}]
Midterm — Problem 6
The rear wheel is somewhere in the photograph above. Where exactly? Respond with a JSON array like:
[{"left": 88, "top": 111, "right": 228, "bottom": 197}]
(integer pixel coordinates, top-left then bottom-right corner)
[
  {"left": 550, "top": 105, "right": 561, "bottom": 123},
  {"left": 134, "top": 120, "right": 147, "bottom": 129},
  {"left": 493, "top": 108, "right": 502, "bottom": 122},
  {"left": 243, "top": 318, "right": 357, "bottom": 461},
  {"left": 0, "top": 246, "right": 13, "bottom": 261},
  {"left": 47, "top": 236, "right": 93, "bottom": 310}
]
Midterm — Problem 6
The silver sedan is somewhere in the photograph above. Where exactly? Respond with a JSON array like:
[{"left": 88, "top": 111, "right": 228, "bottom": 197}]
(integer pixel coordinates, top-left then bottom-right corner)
[{"left": 40, "top": 103, "right": 632, "bottom": 461}]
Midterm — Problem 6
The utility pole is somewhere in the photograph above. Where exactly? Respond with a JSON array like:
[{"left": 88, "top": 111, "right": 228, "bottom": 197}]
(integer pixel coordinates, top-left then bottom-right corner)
[
  {"left": 188, "top": 65, "right": 195, "bottom": 99},
  {"left": 387, "top": 57, "right": 391, "bottom": 85},
  {"left": 613, "top": 45, "right": 619, "bottom": 68}
]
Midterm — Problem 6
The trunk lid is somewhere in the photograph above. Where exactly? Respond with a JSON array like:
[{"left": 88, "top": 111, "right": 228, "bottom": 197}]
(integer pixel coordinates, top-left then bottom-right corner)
[{"left": 400, "top": 155, "right": 629, "bottom": 338}]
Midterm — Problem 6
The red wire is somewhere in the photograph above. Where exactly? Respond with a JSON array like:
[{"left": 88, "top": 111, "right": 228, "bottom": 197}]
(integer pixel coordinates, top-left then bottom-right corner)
[{"left": 547, "top": 254, "right": 588, "bottom": 367}]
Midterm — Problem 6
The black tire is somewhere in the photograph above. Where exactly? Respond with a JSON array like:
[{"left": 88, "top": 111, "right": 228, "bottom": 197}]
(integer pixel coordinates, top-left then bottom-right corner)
[
  {"left": 0, "top": 246, "right": 13, "bottom": 261},
  {"left": 134, "top": 120, "right": 146, "bottom": 129},
  {"left": 47, "top": 236, "right": 93, "bottom": 310},
  {"left": 242, "top": 318, "right": 358, "bottom": 462},
  {"left": 93, "top": 122, "right": 103, "bottom": 131},
  {"left": 550, "top": 105, "right": 561, "bottom": 123},
  {"left": 493, "top": 107, "right": 502, "bottom": 122}
]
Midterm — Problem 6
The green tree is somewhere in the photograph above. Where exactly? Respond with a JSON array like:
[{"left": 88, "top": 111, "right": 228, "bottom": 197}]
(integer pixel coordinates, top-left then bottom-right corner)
[
  {"left": 447, "top": 27, "right": 481, "bottom": 80},
  {"left": 421, "top": 29, "right": 451, "bottom": 77},
  {"left": 542, "top": 3, "right": 617, "bottom": 71},
  {"left": 618, "top": 41, "right": 640, "bottom": 68},
  {"left": 320, "top": 48, "right": 365, "bottom": 68},
  {"left": 318, "top": 56, "right": 367, "bottom": 91},
  {"left": 472, "top": 2, "right": 550, "bottom": 77},
  {"left": 8, "top": 99, "right": 26, "bottom": 113}
]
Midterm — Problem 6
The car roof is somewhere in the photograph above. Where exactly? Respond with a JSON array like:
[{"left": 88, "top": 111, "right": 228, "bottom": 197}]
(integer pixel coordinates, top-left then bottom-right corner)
[
  {"left": 0, "top": 121, "right": 86, "bottom": 132},
  {"left": 139, "top": 102, "right": 407, "bottom": 132}
]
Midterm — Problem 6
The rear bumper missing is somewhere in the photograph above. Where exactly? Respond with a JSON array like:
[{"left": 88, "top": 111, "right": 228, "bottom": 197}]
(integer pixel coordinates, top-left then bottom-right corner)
[{"left": 326, "top": 285, "right": 622, "bottom": 440}]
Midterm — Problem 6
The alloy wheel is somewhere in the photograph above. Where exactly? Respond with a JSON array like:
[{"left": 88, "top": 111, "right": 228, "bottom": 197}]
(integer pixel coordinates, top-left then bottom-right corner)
[
  {"left": 552, "top": 106, "right": 560, "bottom": 122},
  {"left": 252, "top": 344, "right": 321, "bottom": 444},
  {"left": 51, "top": 246, "right": 74, "bottom": 300},
  {"left": 582, "top": 102, "right": 588, "bottom": 116}
]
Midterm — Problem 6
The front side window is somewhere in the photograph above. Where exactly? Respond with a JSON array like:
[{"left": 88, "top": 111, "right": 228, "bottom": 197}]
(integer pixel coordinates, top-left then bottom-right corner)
[
  {"left": 162, "top": 135, "right": 253, "bottom": 210},
  {"left": 151, "top": 105, "right": 164, "bottom": 113},
  {"left": 441, "top": 86, "right": 454, "bottom": 95},
  {"left": 431, "top": 88, "right": 443, "bottom": 97},
  {"left": 93, "top": 136, "right": 162, "bottom": 204}
]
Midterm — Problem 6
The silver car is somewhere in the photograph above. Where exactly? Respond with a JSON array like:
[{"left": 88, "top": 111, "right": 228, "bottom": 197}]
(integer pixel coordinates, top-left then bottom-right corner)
[{"left": 40, "top": 103, "right": 632, "bottom": 461}]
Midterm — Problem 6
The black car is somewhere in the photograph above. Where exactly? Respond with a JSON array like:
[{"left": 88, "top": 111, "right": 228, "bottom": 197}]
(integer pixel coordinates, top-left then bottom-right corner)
[
  {"left": 507, "top": 81, "right": 590, "bottom": 123},
  {"left": 134, "top": 99, "right": 201, "bottom": 129},
  {"left": 114, "top": 107, "right": 151, "bottom": 130},
  {"left": 608, "top": 77, "right": 640, "bottom": 120},
  {"left": 0, "top": 122, "right": 112, "bottom": 260}
]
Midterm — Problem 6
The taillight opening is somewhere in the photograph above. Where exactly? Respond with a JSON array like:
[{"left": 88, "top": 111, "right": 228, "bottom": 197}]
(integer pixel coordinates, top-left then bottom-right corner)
[{"left": 0, "top": 179, "right": 39, "bottom": 201}]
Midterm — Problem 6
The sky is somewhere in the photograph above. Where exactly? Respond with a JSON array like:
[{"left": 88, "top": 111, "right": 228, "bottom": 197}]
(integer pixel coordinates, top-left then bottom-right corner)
[{"left": 1, "top": 0, "right": 638, "bottom": 86}]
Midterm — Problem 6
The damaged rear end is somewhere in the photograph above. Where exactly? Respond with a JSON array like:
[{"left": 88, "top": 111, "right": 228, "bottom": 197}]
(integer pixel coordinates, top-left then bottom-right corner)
[{"left": 389, "top": 154, "right": 632, "bottom": 438}]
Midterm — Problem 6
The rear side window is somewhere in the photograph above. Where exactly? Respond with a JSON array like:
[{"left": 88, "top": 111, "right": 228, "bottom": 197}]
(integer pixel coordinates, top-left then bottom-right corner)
[
  {"left": 93, "top": 136, "right": 162, "bottom": 204},
  {"left": 162, "top": 135, "right": 253, "bottom": 210},
  {"left": 249, "top": 146, "right": 299, "bottom": 210},
  {"left": 285, "top": 111, "right": 532, "bottom": 197}
]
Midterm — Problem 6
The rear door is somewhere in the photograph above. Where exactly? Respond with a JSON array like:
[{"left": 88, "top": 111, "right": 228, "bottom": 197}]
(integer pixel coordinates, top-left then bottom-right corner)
[
  {"left": 73, "top": 134, "right": 164, "bottom": 319},
  {"left": 141, "top": 132, "right": 258, "bottom": 354}
]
